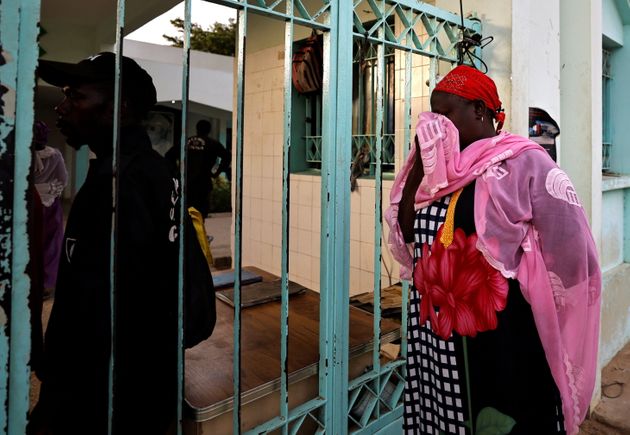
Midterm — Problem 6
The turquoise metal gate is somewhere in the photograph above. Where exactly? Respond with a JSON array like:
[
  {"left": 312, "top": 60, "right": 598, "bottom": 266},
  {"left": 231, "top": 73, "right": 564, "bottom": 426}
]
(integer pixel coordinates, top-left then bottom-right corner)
[{"left": 0, "top": 0, "right": 480, "bottom": 433}]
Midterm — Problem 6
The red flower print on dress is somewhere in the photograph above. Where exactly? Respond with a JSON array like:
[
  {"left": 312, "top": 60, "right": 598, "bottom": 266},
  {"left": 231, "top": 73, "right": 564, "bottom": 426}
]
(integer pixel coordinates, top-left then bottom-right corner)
[{"left": 413, "top": 226, "right": 508, "bottom": 340}]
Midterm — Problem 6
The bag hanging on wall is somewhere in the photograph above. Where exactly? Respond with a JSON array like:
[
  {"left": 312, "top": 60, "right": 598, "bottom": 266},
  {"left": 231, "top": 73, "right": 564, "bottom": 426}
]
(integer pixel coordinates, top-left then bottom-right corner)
[{"left": 292, "top": 30, "right": 323, "bottom": 94}]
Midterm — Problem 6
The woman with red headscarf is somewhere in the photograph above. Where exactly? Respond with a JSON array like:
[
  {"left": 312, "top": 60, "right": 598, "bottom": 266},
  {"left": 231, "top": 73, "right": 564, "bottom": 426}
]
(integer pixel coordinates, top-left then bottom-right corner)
[{"left": 386, "top": 66, "right": 600, "bottom": 434}]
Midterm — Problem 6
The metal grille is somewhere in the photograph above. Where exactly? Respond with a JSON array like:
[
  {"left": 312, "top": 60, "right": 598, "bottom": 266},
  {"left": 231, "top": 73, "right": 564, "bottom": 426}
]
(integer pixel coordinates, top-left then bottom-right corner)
[
  {"left": 0, "top": 0, "right": 481, "bottom": 434},
  {"left": 603, "top": 49, "right": 612, "bottom": 172}
]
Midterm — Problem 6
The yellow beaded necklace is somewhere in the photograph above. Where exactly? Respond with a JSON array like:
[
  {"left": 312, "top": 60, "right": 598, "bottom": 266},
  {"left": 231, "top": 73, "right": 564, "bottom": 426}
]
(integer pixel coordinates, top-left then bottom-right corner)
[{"left": 439, "top": 188, "right": 464, "bottom": 248}]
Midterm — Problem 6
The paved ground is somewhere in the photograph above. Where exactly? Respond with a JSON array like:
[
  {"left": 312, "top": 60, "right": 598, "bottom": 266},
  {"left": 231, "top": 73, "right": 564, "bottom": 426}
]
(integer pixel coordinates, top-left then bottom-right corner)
[
  {"left": 204, "top": 212, "right": 232, "bottom": 269},
  {"left": 36, "top": 207, "right": 630, "bottom": 432},
  {"left": 579, "top": 340, "right": 630, "bottom": 434}
]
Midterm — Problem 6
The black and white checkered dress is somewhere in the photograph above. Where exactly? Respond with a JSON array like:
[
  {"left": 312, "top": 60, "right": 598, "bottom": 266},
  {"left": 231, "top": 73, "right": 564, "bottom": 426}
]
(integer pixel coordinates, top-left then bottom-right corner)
[
  {"left": 403, "top": 184, "right": 566, "bottom": 434},
  {"left": 404, "top": 194, "right": 468, "bottom": 434}
]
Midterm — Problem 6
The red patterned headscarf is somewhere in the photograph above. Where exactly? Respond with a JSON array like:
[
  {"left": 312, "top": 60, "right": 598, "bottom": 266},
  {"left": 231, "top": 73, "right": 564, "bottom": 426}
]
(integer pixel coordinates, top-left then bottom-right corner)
[{"left": 434, "top": 65, "right": 506, "bottom": 132}]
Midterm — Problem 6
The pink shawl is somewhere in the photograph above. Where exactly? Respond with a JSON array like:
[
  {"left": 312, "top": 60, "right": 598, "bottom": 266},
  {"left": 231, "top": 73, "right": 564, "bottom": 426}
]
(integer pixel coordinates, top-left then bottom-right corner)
[{"left": 385, "top": 112, "right": 601, "bottom": 434}]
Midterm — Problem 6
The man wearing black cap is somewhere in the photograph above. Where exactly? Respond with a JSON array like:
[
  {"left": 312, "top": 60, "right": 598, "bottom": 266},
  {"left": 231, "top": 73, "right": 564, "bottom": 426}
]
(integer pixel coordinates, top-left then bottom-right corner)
[{"left": 29, "top": 53, "right": 178, "bottom": 435}]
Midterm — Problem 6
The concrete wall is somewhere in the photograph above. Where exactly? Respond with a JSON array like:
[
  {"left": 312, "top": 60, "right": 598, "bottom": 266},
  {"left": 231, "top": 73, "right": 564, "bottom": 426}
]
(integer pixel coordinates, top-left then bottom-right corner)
[
  {"left": 560, "top": 0, "right": 603, "bottom": 236},
  {"left": 238, "top": 37, "right": 400, "bottom": 295},
  {"left": 511, "top": 0, "right": 561, "bottom": 145},
  {"left": 435, "top": 0, "right": 513, "bottom": 131},
  {"left": 599, "top": 4, "right": 630, "bottom": 370},
  {"left": 123, "top": 40, "right": 234, "bottom": 113}
]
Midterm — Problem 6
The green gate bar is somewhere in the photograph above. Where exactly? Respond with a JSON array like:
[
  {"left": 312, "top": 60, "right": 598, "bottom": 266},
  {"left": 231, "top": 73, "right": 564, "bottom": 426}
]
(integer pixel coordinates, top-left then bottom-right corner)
[
  {"left": 233, "top": 7, "right": 247, "bottom": 434},
  {"left": 280, "top": 3, "right": 295, "bottom": 433},
  {"left": 107, "top": 2, "right": 126, "bottom": 433},
  {"left": 320, "top": 0, "right": 353, "bottom": 430},
  {"left": 177, "top": 1, "right": 193, "bottom": 433},
  {"left": 6, "top": 0, "right": 40, "bottom": 433}
]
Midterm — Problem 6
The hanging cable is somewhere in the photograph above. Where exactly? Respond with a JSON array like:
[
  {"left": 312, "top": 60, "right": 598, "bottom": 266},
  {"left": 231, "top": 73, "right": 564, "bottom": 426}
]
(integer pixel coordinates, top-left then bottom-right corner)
[{"left": 456, "top": 0, "right": 493, "bottom": 73}]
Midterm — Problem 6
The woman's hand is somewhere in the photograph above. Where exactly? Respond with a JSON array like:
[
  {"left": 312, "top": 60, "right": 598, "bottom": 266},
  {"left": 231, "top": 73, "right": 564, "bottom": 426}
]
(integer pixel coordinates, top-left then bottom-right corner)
[{"left": 398, "top": 137, "right": 425, "bottom": 243}]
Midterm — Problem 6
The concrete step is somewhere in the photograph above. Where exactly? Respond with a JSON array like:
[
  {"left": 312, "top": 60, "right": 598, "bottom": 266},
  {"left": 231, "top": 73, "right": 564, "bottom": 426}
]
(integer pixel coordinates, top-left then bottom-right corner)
[{"left": 580, "top": 341, "right": 630, "bottom": 434}]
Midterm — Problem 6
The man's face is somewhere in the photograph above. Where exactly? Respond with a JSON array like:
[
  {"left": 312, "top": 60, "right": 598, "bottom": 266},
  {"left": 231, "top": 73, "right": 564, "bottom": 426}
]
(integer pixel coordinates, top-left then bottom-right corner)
[{"left": 55, "top": 82, "right": 113, "bottom": 150}]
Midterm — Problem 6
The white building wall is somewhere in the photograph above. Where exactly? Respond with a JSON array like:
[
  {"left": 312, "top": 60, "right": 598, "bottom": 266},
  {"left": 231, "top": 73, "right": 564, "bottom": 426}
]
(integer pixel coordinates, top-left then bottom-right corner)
[
  {"left": 436, "top": 0, "right": 513, "bottom": 131},
  {"left": 511, "top": 1, "right": 561, "bottom": 141},
  {"left": 239, "top": 45, "right": 399, "bottom": 295},
  {"left": 122, "top": 40, "right": 233, "bottom": 112}
]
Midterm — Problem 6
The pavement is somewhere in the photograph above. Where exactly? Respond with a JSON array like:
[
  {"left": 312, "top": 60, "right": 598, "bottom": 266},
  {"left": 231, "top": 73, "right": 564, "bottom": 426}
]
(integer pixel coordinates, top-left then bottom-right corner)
[
  {"left": 204, "top": 212, "right": 232, "bottom": 270},
  {"left": 580, "top": 340, "right": 630, "bottom": 434}
]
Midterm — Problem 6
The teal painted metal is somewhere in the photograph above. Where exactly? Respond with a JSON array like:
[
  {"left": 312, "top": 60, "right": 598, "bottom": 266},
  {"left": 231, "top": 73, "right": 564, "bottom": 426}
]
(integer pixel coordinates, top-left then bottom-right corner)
[
  {"left": 233, "top": 8, "right": 247, "bottom": 434},
  {"left": 351, "top": 0, "right": 479, "bottom": 62},
  {"left": 73, "top": 147, "right": 89, "bottom": 194},
  {"left": 374, "top": 416, "right": 403, "bottom": 435},
  {"left": 210, "top": 0, "right": 331, "bottom": 31},
  {"left": 7, "top": 0, "right": 40, "bottom": 433},
  {"left": 400, "top": 44, "right": 413, "bottom": 364},
  {"left": 371, "top": 17, "right": 386, "bottom": 424},
  {"left": 362, "top": 411, "right": 403, "bottom": 435},
  {"left": 176, "top": 1, "right": 192, "bottom": 434},
  {"left": 347, "top": 360, "right": 406, "bottom": 433},
  {"left": 305, "top": 134, "right": 395, "bottom": 170},
  {"left": 107, "top": 2, "right": 126, "bottom": 433},
  {"left": 243, "top": 397, "right": 326, "bottom": 435},
  {"left": 625, "top": 192, "right": 630, "bottom": 263},
  {"left": 0, "top": 1, "right": 20, "bottom": 431},
  {"left": 320, "top": 0, "right": 353, "bottom": 431},
  {"left": 280, "top": 2, "right": 294, "bottom": 433}
]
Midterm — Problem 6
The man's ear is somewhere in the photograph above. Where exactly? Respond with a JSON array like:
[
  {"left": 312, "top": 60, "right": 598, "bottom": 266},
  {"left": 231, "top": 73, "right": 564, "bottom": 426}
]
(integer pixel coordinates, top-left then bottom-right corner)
[{"left": 473, "top": 100, "right": 487, "bottom": 119}]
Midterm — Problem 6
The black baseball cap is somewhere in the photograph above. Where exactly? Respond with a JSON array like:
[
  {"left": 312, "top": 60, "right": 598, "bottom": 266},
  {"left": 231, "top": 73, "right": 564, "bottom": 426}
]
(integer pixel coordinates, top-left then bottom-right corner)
[{"left": 38, "top": 52, "right": 157, "bottom": 115}]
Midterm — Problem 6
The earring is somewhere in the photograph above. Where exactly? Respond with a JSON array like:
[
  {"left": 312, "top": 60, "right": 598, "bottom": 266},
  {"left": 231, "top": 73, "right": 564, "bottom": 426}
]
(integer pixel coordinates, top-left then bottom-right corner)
[{"left": 481, "top": 116, "right": 484, "bottom": 123}]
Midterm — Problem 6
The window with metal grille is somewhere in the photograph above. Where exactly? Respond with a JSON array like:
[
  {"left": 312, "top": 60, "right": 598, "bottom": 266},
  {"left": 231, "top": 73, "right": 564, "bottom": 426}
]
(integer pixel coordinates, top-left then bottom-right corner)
[
  {"left": 298, "top": 21, "right": 396, "bottom": 175},
  {"left": 603, "top": 48, "right": 612, "bottom": 172}
]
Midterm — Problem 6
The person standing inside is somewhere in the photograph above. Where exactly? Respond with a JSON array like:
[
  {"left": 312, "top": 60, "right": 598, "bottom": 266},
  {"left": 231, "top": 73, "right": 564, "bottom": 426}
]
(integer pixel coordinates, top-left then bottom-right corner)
[
  {"left": 386, "top": 66, "right": 600, "bottom": 434},
  {"left": 168, "top": 119, "right": 231, "bottom": 217},
  {"left": 32, "top": 120, "right": 68, "bottom": 299},
  {"left": 30, "top": 53, "right": 179, "bottom": 435}
]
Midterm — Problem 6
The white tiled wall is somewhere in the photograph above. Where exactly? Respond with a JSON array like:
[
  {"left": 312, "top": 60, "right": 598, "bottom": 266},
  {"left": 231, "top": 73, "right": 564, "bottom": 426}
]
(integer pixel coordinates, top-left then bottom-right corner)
[{"left": 234, "top": 36, "right": 431, "bottom": 296}]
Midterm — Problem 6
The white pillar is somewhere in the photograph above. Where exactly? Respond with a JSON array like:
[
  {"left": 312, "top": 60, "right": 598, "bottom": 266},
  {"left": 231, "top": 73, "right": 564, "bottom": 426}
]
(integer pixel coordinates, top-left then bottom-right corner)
[
  {"left": 560, "top": 0, "right": 603, "bottom": 410},
  {"left": 511, "top": 0, "right": 561, "bottom": 140},
  {"left": 560, "top": 0, "right": 602, "bottom": 245}
]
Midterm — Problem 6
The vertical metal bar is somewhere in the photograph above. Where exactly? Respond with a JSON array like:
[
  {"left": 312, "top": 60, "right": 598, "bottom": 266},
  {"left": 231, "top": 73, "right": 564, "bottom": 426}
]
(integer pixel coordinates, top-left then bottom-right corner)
[
  {"left": 177, "top": 1, "right": 192, "bottom": 434},
  {"left": 7, "top": 0, "right": 40, "bottom": 433},
  {"left": 400, "top": 46, "right": 412, "bottom": 362},
  {"left": 73, "top": 147, "right": 89, "bottom": 193},
  {"left": 280, "top": 5, "right": 295, "bottom": 434},
  {"left": 428, "top": 57, "right": 438, "bottom": 92},
  {"left": 472, "top": 20, "right": 482, "bottom": 71},
  {"left": 0, "top": 3, "right": 19, "bottom": 432},
  {"left": 233, "top": 8, "right": 247, "bottom": 434},
  {"left": 320, "top": 0, "right": 353, "bottom": 431},
  {"left": 371, "top": 23, "right": 385, "bottom": 418},
  {"left": 108, "top": 1, "right": 125, "bottom": 433},
  {"left": 358, "top": 42, "right": 364, "bottom": 135}
]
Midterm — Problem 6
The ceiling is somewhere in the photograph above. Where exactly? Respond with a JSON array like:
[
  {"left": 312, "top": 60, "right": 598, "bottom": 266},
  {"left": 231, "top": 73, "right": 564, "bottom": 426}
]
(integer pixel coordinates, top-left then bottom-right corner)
[{"left": 39, "top": 0, "right": 180, "bottom": 62}]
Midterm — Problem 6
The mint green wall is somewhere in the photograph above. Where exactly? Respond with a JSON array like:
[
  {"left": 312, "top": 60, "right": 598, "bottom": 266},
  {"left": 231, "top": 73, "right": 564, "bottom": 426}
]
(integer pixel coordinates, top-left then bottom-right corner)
[
  {"left": 603, "top": 0, "right": 624, "bottom": 45},
  {"left": 609, "top": 26, "right": 630, "bottom": 174}
]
